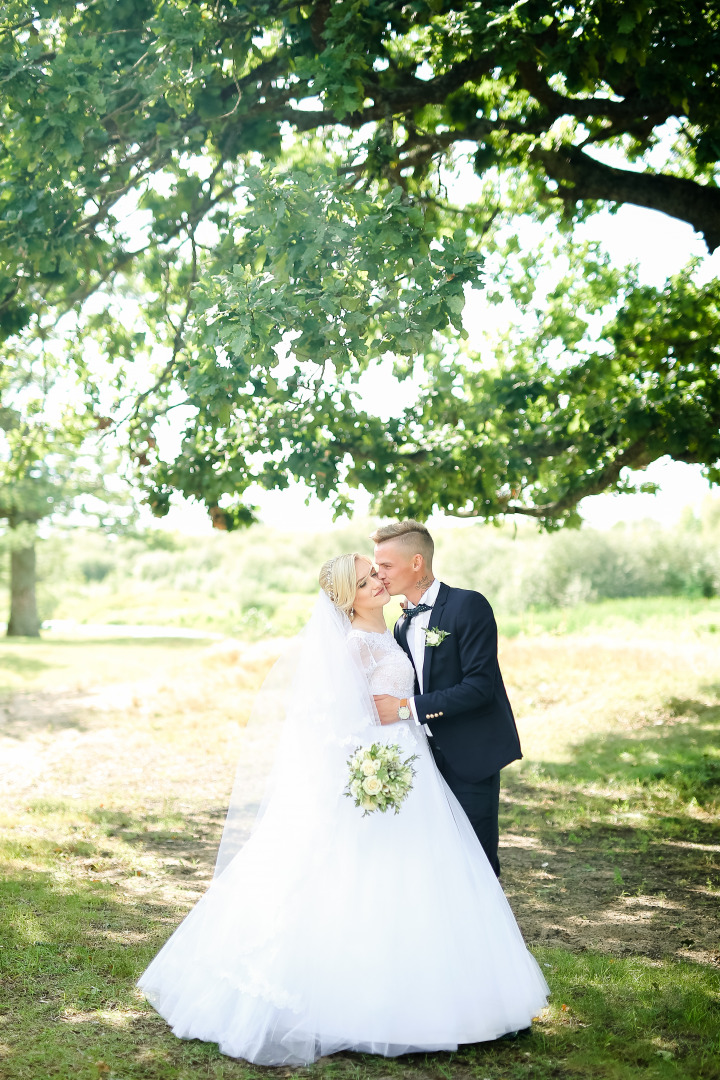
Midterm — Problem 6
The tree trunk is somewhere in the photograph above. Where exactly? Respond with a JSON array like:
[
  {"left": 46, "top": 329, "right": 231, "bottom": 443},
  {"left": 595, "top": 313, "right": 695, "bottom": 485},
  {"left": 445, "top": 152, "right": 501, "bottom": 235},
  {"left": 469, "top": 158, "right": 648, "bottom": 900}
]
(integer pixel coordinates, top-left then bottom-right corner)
[{"left": 7, "top": 544, "right": 40, "bottom": 637}]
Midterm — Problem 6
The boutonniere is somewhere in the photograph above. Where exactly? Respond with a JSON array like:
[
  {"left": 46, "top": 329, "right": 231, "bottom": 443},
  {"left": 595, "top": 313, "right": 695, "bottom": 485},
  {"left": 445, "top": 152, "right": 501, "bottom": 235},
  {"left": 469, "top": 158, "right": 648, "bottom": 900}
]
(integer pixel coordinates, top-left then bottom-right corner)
[{"left": 424, "top": 627, "right": 450, "bottom": 647}]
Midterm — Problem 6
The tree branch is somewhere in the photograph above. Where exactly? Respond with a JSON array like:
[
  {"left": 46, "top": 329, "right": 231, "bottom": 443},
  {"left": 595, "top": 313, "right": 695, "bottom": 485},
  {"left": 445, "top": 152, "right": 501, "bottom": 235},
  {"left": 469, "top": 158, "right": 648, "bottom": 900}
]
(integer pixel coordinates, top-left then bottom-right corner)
[
  {"left": 515, "top": 60, "right": 672, "bottom": 129},
  {"left": 534, "top": 144, "right": 720, "bottom": 253},
  {"left": 455, "top": 439, "right": 656, "bottom": 521}
]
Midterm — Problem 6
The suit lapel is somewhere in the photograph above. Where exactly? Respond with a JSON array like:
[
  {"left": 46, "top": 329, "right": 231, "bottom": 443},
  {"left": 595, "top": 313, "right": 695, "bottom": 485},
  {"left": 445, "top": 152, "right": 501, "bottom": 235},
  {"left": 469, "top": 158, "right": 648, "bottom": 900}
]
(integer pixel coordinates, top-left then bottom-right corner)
[
  {"left": 394, "top": 605, "right": 420, "bottom": 693},
  {"left": 422, "top": 582, "right": 450, "bottom": 693},
  {"left": 394, "top": 606, "right": 413, "bottom": 657}
]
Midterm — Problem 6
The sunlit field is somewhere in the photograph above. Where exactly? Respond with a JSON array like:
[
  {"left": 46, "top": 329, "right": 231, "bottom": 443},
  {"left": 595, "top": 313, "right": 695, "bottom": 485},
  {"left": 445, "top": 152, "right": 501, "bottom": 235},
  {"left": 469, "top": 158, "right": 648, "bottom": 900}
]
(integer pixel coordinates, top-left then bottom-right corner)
[{"left": 1, "top": 608, "right": 719, "bottom": 1079}]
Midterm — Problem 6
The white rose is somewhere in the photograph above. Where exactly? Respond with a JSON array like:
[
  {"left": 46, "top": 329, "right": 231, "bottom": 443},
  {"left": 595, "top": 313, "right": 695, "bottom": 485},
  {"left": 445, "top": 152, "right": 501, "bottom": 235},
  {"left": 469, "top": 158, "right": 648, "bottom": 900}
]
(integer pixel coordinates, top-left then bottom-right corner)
[
  {"left": 362, "top": 775, "right": 383, "bottom": 796},
  {"left": 361, "top": 758, "right": 379, "bottom": 776},
  {"left": 350, "top": 779, "right": 361, "bottom": 797}
]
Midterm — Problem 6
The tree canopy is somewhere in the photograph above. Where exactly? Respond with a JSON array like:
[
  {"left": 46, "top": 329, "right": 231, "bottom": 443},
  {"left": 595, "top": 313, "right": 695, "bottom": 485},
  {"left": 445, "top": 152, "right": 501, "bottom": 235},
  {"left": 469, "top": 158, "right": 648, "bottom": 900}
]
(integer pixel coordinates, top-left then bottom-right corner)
[{"left": 2, "top": 0, "right": 719, "bottom": 527}]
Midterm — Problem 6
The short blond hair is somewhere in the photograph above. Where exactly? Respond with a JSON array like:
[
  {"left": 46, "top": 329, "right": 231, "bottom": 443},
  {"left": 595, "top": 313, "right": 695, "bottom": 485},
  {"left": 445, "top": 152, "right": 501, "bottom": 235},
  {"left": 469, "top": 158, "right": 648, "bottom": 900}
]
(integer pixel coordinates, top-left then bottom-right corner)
[
  {"left": 318, "top": 553, "right": 364, "bottom": 616},
  {"left": 370, "top": 520, "right": 434, "bottom": 566}
]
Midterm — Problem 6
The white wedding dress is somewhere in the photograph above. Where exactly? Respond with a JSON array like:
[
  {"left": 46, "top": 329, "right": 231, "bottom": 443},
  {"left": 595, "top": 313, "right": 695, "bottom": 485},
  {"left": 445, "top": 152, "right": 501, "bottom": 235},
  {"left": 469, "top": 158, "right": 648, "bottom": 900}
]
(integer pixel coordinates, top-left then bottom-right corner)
[{"left": 138, "top": 596, "right": 549, "bottom": 1065}]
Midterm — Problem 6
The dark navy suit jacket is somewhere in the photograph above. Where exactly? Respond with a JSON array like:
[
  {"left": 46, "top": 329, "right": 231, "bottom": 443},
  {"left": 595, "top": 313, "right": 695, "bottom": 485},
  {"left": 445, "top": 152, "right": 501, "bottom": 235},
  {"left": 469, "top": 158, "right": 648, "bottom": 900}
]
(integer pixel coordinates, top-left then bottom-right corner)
[{"left": 394, "top": 583, "right": 521, "bottom": 783}]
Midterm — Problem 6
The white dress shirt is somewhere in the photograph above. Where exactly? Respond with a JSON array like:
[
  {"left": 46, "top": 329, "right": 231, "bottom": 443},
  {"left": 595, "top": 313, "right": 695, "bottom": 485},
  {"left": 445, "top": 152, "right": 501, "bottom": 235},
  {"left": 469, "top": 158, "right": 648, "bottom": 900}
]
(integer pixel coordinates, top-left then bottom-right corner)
[{"left": 404, "top": 578, "right": 442, "bottom": 733}]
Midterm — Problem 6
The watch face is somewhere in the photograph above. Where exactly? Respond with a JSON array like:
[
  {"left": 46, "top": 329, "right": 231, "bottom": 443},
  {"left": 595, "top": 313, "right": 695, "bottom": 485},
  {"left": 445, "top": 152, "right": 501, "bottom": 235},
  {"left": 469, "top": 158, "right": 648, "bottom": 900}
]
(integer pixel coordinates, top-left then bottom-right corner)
[{"left": 398, "top": 706, "right": 411, "bottom": 720}]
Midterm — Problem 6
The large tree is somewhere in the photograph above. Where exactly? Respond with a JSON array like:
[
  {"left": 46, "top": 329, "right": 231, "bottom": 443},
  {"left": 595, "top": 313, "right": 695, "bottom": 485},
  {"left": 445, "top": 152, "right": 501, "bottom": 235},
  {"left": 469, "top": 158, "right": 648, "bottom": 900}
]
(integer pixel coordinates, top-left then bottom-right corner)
[{"left": 2, "top": 0, "right": 719, "bottom": 526}]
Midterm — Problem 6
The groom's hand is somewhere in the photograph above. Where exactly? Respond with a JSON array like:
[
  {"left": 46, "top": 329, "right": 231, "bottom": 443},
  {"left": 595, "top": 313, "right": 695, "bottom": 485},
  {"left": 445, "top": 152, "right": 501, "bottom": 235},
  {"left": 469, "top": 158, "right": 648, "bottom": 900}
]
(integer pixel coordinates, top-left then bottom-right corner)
[{"left": 374, "top": 695, "right": 401, "bottom": 725}]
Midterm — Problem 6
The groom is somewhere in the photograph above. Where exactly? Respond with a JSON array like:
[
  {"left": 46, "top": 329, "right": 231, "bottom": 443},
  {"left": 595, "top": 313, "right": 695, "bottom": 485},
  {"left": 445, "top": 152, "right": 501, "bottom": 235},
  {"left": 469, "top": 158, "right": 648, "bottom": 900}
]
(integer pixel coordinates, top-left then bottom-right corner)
[{"left": 371, "top": 519, "right": 521, "bottom": 878}]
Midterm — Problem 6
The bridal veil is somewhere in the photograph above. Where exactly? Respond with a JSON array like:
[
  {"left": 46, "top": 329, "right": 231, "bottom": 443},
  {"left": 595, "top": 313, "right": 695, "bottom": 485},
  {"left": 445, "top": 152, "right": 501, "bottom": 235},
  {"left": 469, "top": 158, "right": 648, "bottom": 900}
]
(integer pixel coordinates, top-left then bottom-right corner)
[{"left": 213, "top": 590, "right": 379, "bottom": 877}]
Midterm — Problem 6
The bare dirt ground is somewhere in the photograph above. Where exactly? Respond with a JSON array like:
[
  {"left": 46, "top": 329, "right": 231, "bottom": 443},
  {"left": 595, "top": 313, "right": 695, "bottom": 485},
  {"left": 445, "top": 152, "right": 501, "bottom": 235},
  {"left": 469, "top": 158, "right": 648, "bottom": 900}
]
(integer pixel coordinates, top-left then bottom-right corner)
[{"left": 500, "top": 828, "right": 720, "bottom": 969}]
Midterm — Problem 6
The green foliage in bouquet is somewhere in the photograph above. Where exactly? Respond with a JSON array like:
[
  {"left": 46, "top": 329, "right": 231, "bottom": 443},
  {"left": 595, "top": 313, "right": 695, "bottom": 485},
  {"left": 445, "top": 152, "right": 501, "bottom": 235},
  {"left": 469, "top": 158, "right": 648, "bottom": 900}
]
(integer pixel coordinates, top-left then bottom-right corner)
[{"left": 346, "top": 743, "right": 419, "bottom": 817}]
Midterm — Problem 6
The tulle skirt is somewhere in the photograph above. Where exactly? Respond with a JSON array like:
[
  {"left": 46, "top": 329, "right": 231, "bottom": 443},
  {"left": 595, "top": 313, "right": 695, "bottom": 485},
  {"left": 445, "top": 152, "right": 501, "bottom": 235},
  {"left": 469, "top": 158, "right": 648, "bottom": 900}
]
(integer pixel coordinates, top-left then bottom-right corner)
[{"left": 137, "top": 723, "right": 549, "bottom": 1064}]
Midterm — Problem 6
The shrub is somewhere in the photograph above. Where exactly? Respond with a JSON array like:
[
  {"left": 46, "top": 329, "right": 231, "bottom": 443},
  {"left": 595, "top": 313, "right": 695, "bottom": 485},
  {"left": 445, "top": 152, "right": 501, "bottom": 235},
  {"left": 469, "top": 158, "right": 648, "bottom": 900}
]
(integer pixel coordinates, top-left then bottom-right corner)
[{"left": 26, "top": 496, "right": 720, "bottom": 629}]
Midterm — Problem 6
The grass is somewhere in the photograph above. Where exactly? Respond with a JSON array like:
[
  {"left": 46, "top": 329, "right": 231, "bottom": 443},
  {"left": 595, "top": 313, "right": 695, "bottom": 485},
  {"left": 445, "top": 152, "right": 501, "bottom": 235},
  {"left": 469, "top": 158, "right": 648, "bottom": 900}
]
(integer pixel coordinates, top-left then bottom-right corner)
[
  {"left": 1, "top": 614, "right": 719, "bottom": 1080},
  {"left": 43, "top": 588, "right": 720, "bottom": 647},
  {"left": 500, "top": 594, "right": 720, "bottom": 639},
  {"left": 46, "top": 586, "right": 319, "bottom": 640},
  {"left": 0, "top": 637, "right": 212, "bottom": 695}
]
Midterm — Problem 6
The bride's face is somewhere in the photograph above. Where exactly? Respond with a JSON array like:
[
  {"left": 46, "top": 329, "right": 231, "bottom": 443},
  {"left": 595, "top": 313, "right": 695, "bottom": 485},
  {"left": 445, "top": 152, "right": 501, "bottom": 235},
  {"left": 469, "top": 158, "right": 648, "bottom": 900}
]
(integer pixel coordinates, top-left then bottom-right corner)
[{"left": 352, "top": 557, "right": 389, "bottom": 616}]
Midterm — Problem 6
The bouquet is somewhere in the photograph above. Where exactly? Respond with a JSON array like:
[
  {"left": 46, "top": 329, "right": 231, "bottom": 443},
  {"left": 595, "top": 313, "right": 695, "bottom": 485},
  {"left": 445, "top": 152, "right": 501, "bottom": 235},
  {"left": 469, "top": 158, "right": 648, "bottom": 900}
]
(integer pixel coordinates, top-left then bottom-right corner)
[{"left": 345, "top": 743, "right": 419, "bottom": 816}]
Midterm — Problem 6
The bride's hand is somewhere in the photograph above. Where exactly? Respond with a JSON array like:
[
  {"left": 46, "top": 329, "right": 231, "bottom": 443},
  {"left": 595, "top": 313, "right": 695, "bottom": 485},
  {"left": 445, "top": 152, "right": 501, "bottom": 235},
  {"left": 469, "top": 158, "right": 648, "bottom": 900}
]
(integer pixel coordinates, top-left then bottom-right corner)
[{"left": 373, "top": 695, "right": 401, "bottom": 725}]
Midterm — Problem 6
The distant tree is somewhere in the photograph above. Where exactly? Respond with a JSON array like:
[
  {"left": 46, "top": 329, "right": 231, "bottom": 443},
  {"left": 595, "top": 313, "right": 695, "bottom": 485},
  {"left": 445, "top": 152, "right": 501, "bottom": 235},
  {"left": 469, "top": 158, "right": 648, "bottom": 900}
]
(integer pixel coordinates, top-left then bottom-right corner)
[
  {"left": 3, "top": 1, "right": 719, "bottom": 527},
  {"left": 0, "top": 341, "right": 129, "bottom": 636}
]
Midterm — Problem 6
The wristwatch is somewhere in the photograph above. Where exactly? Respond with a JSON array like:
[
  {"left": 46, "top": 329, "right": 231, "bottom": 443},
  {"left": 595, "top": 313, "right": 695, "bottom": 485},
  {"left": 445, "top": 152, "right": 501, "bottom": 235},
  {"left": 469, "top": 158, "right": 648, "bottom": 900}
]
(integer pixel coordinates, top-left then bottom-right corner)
[{"left": 397, "top": 698, "right": 411, "bottom": 721}]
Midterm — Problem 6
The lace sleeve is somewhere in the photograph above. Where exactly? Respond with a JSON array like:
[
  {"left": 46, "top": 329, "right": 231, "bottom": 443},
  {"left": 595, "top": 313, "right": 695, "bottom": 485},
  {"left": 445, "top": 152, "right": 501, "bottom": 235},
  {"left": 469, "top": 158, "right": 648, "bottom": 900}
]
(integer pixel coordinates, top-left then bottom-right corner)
[{"left": 346, "top": 631, "right": 377, "bottom": 682}]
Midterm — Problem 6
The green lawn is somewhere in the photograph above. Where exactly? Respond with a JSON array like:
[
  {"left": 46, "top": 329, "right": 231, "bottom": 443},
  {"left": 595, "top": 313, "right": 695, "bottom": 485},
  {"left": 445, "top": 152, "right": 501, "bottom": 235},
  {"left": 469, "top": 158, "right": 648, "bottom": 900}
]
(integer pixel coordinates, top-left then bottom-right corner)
[
  {"left": 1, "top": 619, "right": 718, "bottom": 1080},
  {"left": 45, "top": 586, "right": 720, "bottom": 644},
  {"left": 500, "top": 594, "right": 720, "bottom": 639}
]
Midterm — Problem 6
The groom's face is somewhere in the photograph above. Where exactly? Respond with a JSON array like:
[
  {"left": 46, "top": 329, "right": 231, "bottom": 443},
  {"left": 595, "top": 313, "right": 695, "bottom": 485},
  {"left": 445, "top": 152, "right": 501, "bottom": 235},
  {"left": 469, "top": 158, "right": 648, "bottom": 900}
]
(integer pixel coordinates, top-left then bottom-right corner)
[{"left": 374, "top": 540, "right": 416, "bottom": 597}]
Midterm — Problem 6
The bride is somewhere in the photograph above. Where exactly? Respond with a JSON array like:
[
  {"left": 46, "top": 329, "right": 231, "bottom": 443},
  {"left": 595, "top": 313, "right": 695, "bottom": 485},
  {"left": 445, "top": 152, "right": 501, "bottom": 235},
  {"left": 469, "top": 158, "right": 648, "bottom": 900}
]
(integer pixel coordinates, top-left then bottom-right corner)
[{"left": 137, "top": 553, "right": 549, "bottom": 1065}]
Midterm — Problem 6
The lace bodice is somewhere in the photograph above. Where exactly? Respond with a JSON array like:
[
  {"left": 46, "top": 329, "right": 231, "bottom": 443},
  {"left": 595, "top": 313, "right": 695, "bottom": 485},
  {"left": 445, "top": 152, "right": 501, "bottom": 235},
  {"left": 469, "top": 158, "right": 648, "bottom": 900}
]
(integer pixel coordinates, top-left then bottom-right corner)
[{"left": 346, "top": 629, "right": 416, "bottom": 698}]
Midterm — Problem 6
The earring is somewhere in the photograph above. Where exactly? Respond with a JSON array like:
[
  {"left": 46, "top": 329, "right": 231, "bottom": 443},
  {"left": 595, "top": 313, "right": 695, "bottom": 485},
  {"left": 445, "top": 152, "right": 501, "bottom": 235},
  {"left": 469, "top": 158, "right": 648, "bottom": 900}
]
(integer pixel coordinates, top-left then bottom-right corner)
[{"left": 349, "top": 608, "right": 355, "bottom": 619}]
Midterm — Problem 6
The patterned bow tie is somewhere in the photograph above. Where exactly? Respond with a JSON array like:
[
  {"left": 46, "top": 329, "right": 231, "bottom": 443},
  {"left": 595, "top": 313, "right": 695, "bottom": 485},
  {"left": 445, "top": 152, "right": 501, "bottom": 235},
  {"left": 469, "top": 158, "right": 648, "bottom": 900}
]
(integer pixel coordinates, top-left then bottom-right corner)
[{"left": 402, "top": 602, "right": 433, "bottom": 621}]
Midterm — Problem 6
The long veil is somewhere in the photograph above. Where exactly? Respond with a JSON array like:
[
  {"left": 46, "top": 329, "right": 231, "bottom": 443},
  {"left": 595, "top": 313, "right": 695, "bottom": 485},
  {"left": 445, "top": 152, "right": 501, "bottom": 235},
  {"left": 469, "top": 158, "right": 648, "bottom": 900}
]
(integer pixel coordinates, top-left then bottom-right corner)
[{"left": 213, "top": 590, "right": 380, "bottom": 878}]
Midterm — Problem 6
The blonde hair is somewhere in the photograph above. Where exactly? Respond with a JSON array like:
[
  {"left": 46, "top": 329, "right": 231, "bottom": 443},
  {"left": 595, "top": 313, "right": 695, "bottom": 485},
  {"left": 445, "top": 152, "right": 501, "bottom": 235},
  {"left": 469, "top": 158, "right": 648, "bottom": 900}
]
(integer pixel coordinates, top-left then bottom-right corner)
[
  {"left": 319, "top": 553, "right": 364, "bottom": 617},
  {"left": 369, "top": 519, "right": 434, "bottom": 566}
]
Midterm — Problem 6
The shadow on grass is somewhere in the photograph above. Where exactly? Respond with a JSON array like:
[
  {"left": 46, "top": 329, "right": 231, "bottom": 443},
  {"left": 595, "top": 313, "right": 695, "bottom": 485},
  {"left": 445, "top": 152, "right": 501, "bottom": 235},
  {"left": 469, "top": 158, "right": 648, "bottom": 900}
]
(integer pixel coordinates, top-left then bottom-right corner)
[
  {"left": 0, "top": 866, "right": 212, "bottom": 1079},
  {"left": 517, "top": 691, "right": 720, "bottom": 811},
  {"left": 0, "top": 688, "right": 98, "bottom": 738},
  {"left": 500, "top": 692, "right": 720, "bottom": 963},
  {"left": 10, "top": 800, "right": 232, "bottom": 887},
  {"left": 2, "top": 865, "right": 720, "bottom": 1079},
  {"left": 84, "top": 803, "right": 234, "bottom": 872},
  {"left": 0, "top": 868, "right": 168, "bottom": 978},
  {"left": 0, "top": 651, "right": 56, "bottom": 675}
]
